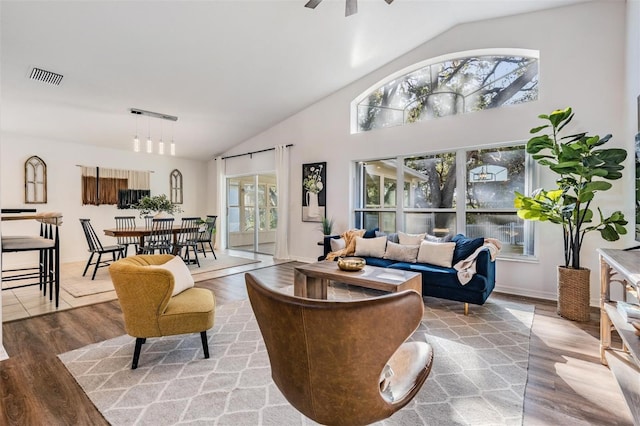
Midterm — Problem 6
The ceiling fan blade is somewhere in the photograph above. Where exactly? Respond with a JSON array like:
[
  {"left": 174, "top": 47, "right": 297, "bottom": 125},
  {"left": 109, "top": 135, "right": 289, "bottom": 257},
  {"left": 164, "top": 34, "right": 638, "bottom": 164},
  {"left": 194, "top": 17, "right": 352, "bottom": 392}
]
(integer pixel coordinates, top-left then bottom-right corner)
[
  {"left": 384, "top": 0, "right": 394, "bottom": 4},
  {"left": 345, "top": 0, "right": 357, "bottom": 16},
  {"left": 304, "top": 0, "right": 323, "bottom": 9}
]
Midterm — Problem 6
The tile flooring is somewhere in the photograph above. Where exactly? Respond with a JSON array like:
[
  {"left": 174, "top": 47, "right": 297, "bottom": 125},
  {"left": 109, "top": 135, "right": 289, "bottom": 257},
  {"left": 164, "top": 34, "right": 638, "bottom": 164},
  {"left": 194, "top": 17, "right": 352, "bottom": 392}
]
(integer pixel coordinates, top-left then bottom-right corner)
[{"left": 1, "top": 250, "right": 279, "bottom": 322}]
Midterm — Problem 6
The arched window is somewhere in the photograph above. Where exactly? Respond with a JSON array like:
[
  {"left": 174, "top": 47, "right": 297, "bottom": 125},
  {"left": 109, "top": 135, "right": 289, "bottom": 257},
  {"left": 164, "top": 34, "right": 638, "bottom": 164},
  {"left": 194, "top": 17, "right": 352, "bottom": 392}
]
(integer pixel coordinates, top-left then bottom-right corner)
[
  {"left": 352, "top": 49, "right": 539, "bottom": 133},
  {"left": 25, "top": 155, "right": 47, "bottom": 203},
  {"left": 170, "top": 169, "right": 183, "bottom": 204}
]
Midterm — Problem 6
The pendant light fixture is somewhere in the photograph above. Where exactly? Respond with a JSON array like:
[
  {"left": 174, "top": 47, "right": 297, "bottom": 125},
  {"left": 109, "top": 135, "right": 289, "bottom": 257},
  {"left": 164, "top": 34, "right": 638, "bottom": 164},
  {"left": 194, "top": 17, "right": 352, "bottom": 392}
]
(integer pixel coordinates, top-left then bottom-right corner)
[
  {"left": 170, "top": 121, "right": 176, "bottom": 156},
  {"left": 146, "top": 116, "right": 153, "bottom": 153},
  {"left": 133, "top": 113, "right": 140, "bottom": 152},
  {"left": 130, "top": 108, "right": 178, "bottom": 155}
]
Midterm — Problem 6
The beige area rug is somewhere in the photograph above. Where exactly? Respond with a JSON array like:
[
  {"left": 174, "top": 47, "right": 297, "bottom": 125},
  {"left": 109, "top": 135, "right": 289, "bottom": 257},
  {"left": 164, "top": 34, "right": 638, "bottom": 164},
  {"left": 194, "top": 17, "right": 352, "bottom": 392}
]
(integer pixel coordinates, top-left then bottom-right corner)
[
  {"left": 61, "top": 254, "right": 260, "bottom": 298},
  {"left": 59, "top": 285, "right": 534, "bottom": 425}
]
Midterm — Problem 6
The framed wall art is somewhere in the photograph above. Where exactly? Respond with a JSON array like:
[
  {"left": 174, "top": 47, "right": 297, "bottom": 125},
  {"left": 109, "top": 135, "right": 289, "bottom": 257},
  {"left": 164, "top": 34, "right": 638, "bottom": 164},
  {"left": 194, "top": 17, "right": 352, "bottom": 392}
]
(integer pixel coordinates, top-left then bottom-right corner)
[{"left": 302, "top": 162, "right": 326, "bottom": 222}]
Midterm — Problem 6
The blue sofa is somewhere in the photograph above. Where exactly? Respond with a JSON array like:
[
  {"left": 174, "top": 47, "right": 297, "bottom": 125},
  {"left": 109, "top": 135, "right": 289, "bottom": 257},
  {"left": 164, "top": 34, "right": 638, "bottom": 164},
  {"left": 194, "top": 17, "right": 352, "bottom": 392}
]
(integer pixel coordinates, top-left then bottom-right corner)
[{"left": 320, "top": 232, "right": 496, "bottom": 309}]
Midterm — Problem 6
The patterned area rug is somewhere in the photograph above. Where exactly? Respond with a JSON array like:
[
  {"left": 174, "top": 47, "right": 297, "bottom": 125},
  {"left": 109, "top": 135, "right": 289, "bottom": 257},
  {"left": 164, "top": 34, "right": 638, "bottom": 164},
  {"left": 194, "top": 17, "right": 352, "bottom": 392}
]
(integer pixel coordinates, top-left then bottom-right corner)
[
  {"left": 60, "top": 254, "right": 260, "bottom": 297},
  {"left": 58, "top": 284, "right": 533, "bottom": 425}
]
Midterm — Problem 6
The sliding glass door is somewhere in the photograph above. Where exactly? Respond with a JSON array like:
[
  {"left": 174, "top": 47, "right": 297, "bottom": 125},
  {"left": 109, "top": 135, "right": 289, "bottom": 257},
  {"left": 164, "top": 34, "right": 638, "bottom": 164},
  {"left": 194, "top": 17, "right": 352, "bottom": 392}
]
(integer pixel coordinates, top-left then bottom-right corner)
[{"left": 226, "top": 174, "right": 277, "bottom": 255}]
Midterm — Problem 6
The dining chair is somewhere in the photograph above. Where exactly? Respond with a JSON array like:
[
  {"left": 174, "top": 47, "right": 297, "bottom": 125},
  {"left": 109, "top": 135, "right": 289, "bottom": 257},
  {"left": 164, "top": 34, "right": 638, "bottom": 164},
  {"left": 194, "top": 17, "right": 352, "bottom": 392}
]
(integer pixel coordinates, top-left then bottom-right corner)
[
  {"left": 174, "top": 217, "right": 201, "bottom": 267},
  {"left": 197, "top": 215, "right": 217, "bottom": 259},
  {"left": 140, "top": 218, "right": 174, "bottom": 255},
  {"left": 79, "top": 218, "right": 125, "bottom": 280},
  {"left": 114, "top": 216, "right": 138, "bottom": 257}
]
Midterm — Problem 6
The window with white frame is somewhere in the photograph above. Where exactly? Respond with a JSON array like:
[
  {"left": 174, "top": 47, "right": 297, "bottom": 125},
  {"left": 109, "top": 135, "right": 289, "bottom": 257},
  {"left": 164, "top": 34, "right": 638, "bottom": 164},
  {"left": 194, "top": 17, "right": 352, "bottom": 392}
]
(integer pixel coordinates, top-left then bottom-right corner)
[
  {"left": 352, "top": 49, "right": 539, "bottom": 133},
  {"left": 354, "top": 144, "right": 533, "bottom": 258}
]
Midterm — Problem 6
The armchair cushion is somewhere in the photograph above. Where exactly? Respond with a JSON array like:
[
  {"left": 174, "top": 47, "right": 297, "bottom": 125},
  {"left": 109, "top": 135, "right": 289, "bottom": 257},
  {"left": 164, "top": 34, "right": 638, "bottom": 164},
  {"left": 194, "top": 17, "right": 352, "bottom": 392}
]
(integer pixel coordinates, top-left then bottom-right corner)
[{"left": 149, "top": 255, "right": 194, "bottom": 296}]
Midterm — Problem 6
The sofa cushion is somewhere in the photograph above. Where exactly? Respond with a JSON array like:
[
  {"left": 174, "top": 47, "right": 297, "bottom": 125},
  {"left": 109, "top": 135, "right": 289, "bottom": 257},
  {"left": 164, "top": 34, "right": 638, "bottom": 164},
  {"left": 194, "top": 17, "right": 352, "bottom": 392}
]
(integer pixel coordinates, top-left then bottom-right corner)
[
  {"left": 354, "top": 236, "right": 387, "bottom": 258},
  {"left": 383, "top": 241, "right": 419, "bottom": 263},
  {"left": 425, "top": 233, "right": 453, "bottom": 243},
  {"left": 361, "top": 256, "right": 396, "bottom": 268},
  {"left": 388, "top": 262, "right": 489, "bottom": 293},
  {"left": 330, "top": 237, "right": 346, "bottom": 252},
  {"left": 451, "top": 234, "right": 485, "bottom": 265},
  {"left": 398, "top": 231, "right": 425, "bottom": 245},
  {"left": 363, "top": 228, "right": 379, "bottom": 238},
  {"left": 376, "top": 231, "right": 399, "bottom": 244},
  {"left": 416, "top": 241, "right": 456, "bottom": 268}
]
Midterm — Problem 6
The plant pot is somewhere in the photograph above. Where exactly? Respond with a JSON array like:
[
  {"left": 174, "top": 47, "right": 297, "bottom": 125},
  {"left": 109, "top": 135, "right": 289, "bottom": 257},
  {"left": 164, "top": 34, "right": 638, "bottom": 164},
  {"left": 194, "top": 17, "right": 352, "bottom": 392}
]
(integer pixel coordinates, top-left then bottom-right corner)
[{"left": 557, "top": 266, "right": 591, "bottom": 322}]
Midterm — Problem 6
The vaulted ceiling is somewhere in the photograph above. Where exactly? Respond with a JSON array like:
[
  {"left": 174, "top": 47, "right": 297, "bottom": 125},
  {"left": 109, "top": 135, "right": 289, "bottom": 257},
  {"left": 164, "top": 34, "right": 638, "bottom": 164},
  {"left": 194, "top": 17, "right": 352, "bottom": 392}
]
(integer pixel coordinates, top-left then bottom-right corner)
[{"left": 1, "top": 0, "right": 587, "bottom": 160}]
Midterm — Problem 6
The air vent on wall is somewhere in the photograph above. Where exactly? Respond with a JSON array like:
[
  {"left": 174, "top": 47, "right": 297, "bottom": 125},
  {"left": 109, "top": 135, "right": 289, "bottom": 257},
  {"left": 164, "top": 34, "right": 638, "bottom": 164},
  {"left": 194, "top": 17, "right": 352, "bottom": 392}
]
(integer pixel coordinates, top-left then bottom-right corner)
[{"left": 29, "top": 67, "right": 63, "bottom": 86}]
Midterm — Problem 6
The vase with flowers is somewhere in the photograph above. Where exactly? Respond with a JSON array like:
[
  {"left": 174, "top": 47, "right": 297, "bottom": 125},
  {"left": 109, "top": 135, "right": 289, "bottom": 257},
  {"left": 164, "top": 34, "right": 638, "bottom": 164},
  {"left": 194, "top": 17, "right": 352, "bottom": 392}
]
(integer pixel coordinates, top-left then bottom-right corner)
[{"left": 303, "top": 164, "right": 324, "bottom": 219}]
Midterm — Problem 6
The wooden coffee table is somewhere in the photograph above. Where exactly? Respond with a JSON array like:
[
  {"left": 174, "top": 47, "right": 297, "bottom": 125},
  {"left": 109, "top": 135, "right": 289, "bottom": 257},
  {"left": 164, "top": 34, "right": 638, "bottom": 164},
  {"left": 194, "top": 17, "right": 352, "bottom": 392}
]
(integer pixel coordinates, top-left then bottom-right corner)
[{"left": 294, "top": 260, "right": 422, "bottom": 299}]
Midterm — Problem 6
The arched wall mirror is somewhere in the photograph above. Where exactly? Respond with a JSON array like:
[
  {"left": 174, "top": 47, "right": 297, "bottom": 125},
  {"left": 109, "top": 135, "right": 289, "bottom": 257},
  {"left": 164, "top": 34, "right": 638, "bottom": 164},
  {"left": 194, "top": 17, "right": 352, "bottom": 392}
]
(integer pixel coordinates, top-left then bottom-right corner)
[
  {"left": 25, "top": 155, "right": 47, "bottom": 204},
  {"left": 170, "top": 169, "right": 183, "bottom": 204}
]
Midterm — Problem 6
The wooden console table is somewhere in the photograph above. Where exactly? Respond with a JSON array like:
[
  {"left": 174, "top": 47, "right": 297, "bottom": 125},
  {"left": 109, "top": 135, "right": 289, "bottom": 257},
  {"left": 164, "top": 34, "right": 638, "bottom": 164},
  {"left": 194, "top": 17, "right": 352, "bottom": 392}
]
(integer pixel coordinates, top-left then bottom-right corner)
[{"left": 598, "top": 248, "right": 640, "bottom": 424}]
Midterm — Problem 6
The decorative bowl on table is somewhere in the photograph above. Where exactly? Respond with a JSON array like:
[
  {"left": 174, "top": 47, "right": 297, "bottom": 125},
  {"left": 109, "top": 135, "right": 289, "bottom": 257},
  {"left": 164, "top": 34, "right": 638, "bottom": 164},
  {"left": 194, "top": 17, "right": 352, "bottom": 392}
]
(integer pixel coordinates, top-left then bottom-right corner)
[{"left": 337, "top": 256, "right": 366, "bottom": 272}]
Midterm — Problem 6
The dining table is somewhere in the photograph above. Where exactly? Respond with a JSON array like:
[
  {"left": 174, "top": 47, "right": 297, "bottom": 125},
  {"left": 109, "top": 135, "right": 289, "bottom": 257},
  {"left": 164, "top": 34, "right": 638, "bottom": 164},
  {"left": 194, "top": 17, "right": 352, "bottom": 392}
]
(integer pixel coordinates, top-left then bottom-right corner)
[{"left": 103, "top": 224, "right": 200, "bottom": 254}]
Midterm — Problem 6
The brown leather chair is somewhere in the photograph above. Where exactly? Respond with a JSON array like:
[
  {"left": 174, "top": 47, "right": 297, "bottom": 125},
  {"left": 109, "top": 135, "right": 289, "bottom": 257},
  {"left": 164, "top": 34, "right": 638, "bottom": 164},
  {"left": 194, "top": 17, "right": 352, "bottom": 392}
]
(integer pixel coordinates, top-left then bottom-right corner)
[{"left": 245, "top": 272, "right": 433, "bottom": 426}]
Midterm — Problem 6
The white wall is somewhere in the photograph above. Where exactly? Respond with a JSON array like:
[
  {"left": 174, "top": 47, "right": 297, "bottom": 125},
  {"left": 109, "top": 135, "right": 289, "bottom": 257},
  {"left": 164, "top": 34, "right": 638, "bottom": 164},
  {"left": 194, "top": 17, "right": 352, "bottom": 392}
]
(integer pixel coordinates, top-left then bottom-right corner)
[
  {"left": 0, "top": 133, "right": 208, "bottom": 265},
  {"left": 211, "top": 1, "right": 632, "bottom": 304}
]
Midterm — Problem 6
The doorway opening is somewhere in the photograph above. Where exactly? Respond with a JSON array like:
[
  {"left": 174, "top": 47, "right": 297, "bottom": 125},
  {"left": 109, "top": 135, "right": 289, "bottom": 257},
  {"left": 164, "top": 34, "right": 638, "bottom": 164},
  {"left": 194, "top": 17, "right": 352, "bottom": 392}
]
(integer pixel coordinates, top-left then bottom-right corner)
[{"left": 226, "top": 174, "right": 277, "bottom": 255}]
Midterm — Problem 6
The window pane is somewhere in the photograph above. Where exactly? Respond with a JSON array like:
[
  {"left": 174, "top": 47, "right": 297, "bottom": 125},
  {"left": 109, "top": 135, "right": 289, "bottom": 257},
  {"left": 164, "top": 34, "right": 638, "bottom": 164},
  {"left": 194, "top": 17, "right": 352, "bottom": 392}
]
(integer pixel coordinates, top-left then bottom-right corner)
[
  {"left": 259, "top": 207, "right": 266, "bottom": 230},
  {"left": 363, "top": 159, "right": 397, "bottom": 208},
  {"left": 466, "top": 146, "right": 525, "bottom": 209},
  {"left": 404, "top": 212, "right": 456, "bottom": 236},
  {"left": 355, "top": 211, "right": 396, "bottom": 233},
  {"left": 466, "top": 213, "right": 530, "bottom": 256},
  {"left": 243, "top": 184, "right": 255, "bottom": 206},
  {"left": 228, "top": 183, "right": 239, "bottom": 206},
  {"left": 356, "top": 53, "right": 539, "bottom": 133},
  {"left": 268, "top": 186, "right": 277, "bottom": 207},
  {"left": 270, "top": 207, "right": 278, "bottom": 229},
  {"left": 243, "top": 207, "right": 255, "bottom": 231},
  {"left": 228, "top": 207, "right": 240, "bottom": 232},
  {"left": 404, "top": 153, "right": 456, "bottom": 208},
  {"left": 258, "top": 185, "right": 266, "bottom": 207}
]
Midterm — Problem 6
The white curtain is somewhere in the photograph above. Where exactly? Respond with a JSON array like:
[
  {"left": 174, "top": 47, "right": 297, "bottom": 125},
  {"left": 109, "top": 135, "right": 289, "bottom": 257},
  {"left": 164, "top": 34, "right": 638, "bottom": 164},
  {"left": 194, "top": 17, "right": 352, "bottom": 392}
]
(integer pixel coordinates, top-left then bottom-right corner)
[
  {"left": 274, "top": 145, "right": 290, "bottom": 260},
  {"left": 216, "top": 156, "right": 226, "bottom": 251}
]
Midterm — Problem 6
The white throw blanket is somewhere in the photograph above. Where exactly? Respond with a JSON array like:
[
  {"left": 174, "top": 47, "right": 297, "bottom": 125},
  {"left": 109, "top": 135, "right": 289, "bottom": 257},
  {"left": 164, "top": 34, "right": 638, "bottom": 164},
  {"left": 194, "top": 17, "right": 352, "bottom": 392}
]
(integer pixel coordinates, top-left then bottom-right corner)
[{"left": 453, "top": 238, "right": 502, "bottom": 285}]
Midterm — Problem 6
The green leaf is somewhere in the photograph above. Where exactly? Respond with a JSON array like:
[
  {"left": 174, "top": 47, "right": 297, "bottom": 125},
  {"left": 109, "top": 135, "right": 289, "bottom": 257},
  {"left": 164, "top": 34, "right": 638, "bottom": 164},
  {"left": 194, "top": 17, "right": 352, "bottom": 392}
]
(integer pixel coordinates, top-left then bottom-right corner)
[
  {"left": 583, "top": 181, "right": 612, "bottom": 192},
  {"left": 530, "top": 124, "right": 550, "bottom": 134},
  {"left": 600, "top": 225, "right": 620, "bottom": 241}
]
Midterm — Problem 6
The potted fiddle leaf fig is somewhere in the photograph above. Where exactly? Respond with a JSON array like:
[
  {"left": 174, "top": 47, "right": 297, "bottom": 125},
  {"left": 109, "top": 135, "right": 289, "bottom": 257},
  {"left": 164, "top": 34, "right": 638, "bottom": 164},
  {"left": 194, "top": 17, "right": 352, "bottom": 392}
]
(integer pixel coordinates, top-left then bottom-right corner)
[{"left": 514, "top": 107, "right": 627, "bottom": 321}]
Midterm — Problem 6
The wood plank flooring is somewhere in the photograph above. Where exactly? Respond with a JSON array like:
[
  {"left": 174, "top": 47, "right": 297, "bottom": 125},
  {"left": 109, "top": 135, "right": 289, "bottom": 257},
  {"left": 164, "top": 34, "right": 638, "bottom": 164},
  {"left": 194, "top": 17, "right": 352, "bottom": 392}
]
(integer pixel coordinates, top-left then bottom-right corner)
[{"left": 0, "top": 262, "right": 634, "bottom": 425}]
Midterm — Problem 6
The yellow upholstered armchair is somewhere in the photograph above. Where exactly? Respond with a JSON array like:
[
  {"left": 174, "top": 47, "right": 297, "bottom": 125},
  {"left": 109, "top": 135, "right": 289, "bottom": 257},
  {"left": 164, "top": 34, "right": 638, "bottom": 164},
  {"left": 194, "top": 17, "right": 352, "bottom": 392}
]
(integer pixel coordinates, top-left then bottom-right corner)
[
  {"left": 109, "top": 254, "right": 215, "bottom": 369},
  {"left": 245, "top": 272, "right": 433, "bottom": 426}
]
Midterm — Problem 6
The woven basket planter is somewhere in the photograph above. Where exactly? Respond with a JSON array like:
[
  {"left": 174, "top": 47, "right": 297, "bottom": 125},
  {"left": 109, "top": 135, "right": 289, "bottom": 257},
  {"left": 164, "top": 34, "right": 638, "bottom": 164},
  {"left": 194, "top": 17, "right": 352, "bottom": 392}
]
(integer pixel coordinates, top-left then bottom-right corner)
[{"left": 557, "top": 266, "right": 591, "bottom": 322}]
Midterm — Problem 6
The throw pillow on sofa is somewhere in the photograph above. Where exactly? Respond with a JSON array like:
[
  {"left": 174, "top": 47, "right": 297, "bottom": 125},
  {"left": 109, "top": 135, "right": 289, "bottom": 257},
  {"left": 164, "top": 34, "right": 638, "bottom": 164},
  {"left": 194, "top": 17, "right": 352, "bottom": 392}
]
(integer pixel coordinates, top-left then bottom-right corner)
[
  {"left": 417, "top": 241, "right": 456, "bottom": 268},
  {"left": 375, "top": 231, "right": 399, "bottom": 244},
  {"left": 398, "top": 231, "right": 426, "bottom": 245},
  {"left": 330, "top": 237, "right": 346, "bottom": 252},
  {"left": 451, "top": 234, "right": 485, "bottom": 265},
  {"left": 354, "top": 236, "right": 387, "bottom": 258},
  {"left": 383, "top": 241, "right": 419, "bottom": 263}
]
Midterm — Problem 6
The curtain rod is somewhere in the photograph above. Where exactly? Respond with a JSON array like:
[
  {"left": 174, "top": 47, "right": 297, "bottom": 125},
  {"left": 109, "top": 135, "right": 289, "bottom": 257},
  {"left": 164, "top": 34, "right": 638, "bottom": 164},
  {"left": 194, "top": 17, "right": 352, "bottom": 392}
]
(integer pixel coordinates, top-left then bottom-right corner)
[
  {"left": 220, "top": 144, "right": 293, "bottom": 160},
  {"left": 75, "top": 165, "right": 155, "bottom": 173}
]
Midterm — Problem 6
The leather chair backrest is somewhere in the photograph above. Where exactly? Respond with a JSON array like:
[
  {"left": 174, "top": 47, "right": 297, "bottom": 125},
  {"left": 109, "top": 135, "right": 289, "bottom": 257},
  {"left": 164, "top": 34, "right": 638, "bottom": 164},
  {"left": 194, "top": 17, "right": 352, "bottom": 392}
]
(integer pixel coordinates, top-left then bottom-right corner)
[{"left": 245, "top": 272, "right": 425, "bottom": 426}]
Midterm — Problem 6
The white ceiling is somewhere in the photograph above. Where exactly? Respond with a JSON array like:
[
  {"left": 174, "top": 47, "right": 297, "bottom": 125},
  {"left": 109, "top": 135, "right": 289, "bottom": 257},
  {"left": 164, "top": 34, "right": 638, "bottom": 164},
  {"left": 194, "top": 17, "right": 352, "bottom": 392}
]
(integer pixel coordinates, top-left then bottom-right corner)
[{"left": 1, "top": 0, "right": 587, "bottom": 160}]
